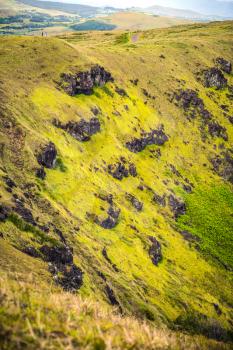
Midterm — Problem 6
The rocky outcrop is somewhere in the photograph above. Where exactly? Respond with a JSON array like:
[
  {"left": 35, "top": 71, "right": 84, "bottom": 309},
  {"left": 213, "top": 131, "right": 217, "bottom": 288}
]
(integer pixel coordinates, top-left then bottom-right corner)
[
  {"left": 172, "top": 89, "right": 211, "bottom": 120},
  {"left": 216, "top": 57, "right": 232, "bottom": 74},
  {"left": 115, "top": 87, "right": 127, "bottom": 97},
  {"left": 168, "top": 194, "right": 186, "bottom": 219},
  {"left": 0, "top": 204, "right": 9, "bottom": 222},
  {"left": 23, "top": 246, "right": 41, "bottom": 258},
  {"left": 40, "top": 245, "right": 73, "bottom": 264},
  {"left": 208, "top": 120, "right": 228, "bottom": 141},
  {"left": 105, "top": 284, "right": 120, "bottom": 306},
  {"left": 14, "top": 200, "right": 36, "bottom": 226},
  {"left": 49, "top": 263, "right": 83, "bottom": 292},
  {"left": 126, "top": 193, "right": 143, "bottom": 211},
  {"left": 35, "top": 167, "right": 46, "bottom": 180},
  {"left": 61, "top": 65, "right": 114, "bottom": 96},
  {"left": 148, "top": 236, "right": 162, "bottom": 266},
  {"left": 53, "top": 118, "right": 100, "bottom": 142},
  {"left": 102, "top": 247, "right": 119, "bottom": 272},
  {"left": 100, "top": 205, "right": 120, "bottom": 229},
  {"left": 125, "top": 125, "right": 168, "bottom": 153},
  {"left": 153, "top": 193, "right": 166, "bottom": 207},
  {"left": 37, "top": 142, "right": 57, "bottom": 169},
  {"left": 88, "top": 204, "right": 120, "bottom": 229},
  {"left": 40, "top": 245, "right": 83, "bottom": 292},
  {"left": 203, "top": 68, "right": 227, "bottom": 89},
  {"left": 172, "top": 89, "right": 228, "bottom": 141},
  {"left": 108, "top": 161, "right": 137, "bottom": 180},
  {"left": 3, "top": 176, "right": 16, "bottom": 190},
  {"left": 210, "top": 150, "right": 233, "bottom": 183}
]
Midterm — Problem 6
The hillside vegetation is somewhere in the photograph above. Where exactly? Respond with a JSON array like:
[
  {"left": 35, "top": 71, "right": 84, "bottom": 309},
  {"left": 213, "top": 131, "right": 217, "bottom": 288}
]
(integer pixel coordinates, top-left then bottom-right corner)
[{"left": 0, "top": 21, "right": 233, "bottom": 349}]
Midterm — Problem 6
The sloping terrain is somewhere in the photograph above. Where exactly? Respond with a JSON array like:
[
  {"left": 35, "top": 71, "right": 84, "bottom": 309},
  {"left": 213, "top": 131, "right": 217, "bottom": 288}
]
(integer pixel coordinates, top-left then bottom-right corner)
[
  {"left": 99, "top": 12, "right": 192, "bottom": 30},
  {"left": 0, "top": 21, "right": 233, "bottom": 349}
]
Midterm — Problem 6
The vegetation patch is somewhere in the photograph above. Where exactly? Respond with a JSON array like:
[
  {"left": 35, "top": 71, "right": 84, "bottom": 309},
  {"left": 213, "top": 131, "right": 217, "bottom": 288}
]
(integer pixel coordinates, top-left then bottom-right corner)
[{"left": 177, "top": 184, "right": 233, "bottom": 269}]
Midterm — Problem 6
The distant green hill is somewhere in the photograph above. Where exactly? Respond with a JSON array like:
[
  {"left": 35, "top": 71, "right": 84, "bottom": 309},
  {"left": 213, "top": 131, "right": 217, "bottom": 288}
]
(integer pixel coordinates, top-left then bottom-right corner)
[{"left": 70, "top": 20, "right": 116, "bottom": 31}]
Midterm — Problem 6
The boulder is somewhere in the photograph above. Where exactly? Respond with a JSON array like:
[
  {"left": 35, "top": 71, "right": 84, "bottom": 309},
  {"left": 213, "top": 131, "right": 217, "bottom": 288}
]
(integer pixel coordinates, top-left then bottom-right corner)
[
  {"left": 207, "top": 120, "right": 228, "bottom": 141},
  {"left": 40, "top": 245, "right": 73, "bottom": 265},
  {"left": 148, "top": 236, "right": 162, "bottom": 266},
  {"left": 168, "top": 194, "right": 186, "bottom": 219},
  {"left": 108, "top": 161, "right": 137, "bottom": 180},
  {"left": 61, "top": 65, "right": 114, "bottom": 96},
  {"left": 210, "top": 151, "right": 233, "bottom": 183},
  {"left": 129, "top": 163, "right": 137, "bottom": 177},
  {"left": 126, "top": 193, "right": 143, "bottom": 211},
  {"left": 0, "top": 204, "right": 9, "bottom": 222},
  {"left": 216, "top": 57, "right": 232, "bottom": 74},
  {"left": 37, "top": 142, "right": 57, "bottom": 169},
  {"left": 115, "top": 87, "right": 127, "bottom": 97},
  {"left": 57, "top": 264, "right": 83, "bottom": 292},
  {"left": 126, "top": 126, "right": 168, "bottom": 153},
  {"left": 173, "top": 89, "right": 211, "bottom": 120},
  {"left": 35, "top": 167, "right": 46, "bottom": 180},
  {"left": 99, "top": 205, "right": 120, "bottom": 229},
  {"left": 203, "top": 67, "right": 227, "bottom": 89},
  {"left": 108, "top": 162, "right": 129, "bottom": 180},
  {"left": 14, "top": 202, "right": 36, "bottom": 226},
  {"left": 54, "top": 118, "right": 100, "bottom": 142},
  {"left": 153, "top": 193, "right": 166, "bottom": 207}
]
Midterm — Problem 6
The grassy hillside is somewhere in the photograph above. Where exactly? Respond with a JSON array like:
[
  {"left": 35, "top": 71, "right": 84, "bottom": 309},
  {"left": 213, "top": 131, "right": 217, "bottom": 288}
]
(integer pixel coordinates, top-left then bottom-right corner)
[{"left": 0, "top": 21, "right": 233, "bottom": 349}]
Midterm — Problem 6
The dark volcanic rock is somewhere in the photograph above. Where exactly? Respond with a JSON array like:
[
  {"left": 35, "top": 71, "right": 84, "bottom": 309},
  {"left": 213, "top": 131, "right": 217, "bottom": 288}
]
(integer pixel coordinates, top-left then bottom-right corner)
[
  {"left": 207, "top": 120, "right": 228, "bottom": 141},
  {"left": 100, "top": 216, "right": 118, "bottom": 229},
  {"left": 173, "top": 89, "right": 211, "bottom": 120},
  {"left": 14, "top": 202, "right": 36, "bottom": 226},
  {"left": 102, "top": 247, "right": 119, "bottom": 272},
  {"left": 0, "top": 204, "right": 9, "bottom": 222},
  {"left": 3, "top": 176, "right": 16, "bottom": 189},
  {"left": 126, "top": 125, "right": 168, "bottom": 153},
  {"left": 54, "top": 118, "right": 100, "bottom": 142},
  {"left": 35, "top": 167, "right": 46, "bottom": 180},
  {"left": 40, "top": 245, "right": 73, "bottom": 264},
  {"left": 148, "top": 236, "right": 162, "bottom": 266},
  {"left": 42, "top": 244, "right": 83, "bottom": 292},
  {"left": 108, "top": 161, "right": 137, "bottom": 180},
  {"left": 98, "top": 205, "right": 120, "bottom": 229},
  {"left": 23, "top": 246, "right": 40, "bottom": 258},
  {"left": 57, "top": 264, "right": 83, "bottom": 292},
  {"left": 61, "top": 65, "right": 114, "bottom": 96},
  {"left": 129, "top": 163, "right": 137, "bottom": 177},
  {"left": 126, "top": 193, "right": 143, "bottom": 211},
  {"left": 37, "top": 142, "right": 57, "bottom": 169},
  {"left": 210, "top": 151, "right": 233, "bottom": 183},
  {"left": 203, "top": 67, "right": 227, "bottom": 89},
  {"left": 168, "top": 194, "right": 186, "bottom": 219},
  {"left": 216, "top": 57, "right": 232, "bottom": 74},
  {"left": 179, "top": 230, "right": 200, "bottom": 243},
  {"left": 153, "top": 193, "right": 166, "bottom": 207},
  {"left": 108, "top": 162, "right": 129, "bottom": 180},
  {"left": 115, "top": 87, "right": 127, "bottom": 97},
  {"left": 105, "top": 284, "right": 119, "bottom": 306}
]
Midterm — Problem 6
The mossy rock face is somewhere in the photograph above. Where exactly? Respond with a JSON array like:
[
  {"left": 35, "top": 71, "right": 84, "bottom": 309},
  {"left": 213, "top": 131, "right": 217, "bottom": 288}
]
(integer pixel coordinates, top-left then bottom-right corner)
[{"left": 0, "top": 20, "right": 233, "bottom": 348}]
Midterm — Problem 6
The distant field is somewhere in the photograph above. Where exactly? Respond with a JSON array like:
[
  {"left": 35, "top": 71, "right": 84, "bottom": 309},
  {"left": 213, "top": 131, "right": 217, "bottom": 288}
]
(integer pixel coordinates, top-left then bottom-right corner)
[{"left": 100, "top": 11, "right": 193, "bottom": 30}]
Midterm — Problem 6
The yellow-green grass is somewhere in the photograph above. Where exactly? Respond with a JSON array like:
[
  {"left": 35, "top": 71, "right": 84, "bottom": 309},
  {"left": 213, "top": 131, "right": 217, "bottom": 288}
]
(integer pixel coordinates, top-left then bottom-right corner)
[{"left": 0, "top": 20, "right": 233, "bottom": 346}]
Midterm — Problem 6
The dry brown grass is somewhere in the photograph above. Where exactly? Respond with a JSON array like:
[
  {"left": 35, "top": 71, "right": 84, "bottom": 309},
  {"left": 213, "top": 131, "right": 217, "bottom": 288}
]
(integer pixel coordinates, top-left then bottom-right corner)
[{"left": 0, "top": 274, "right": 231, "bottom": 350}]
